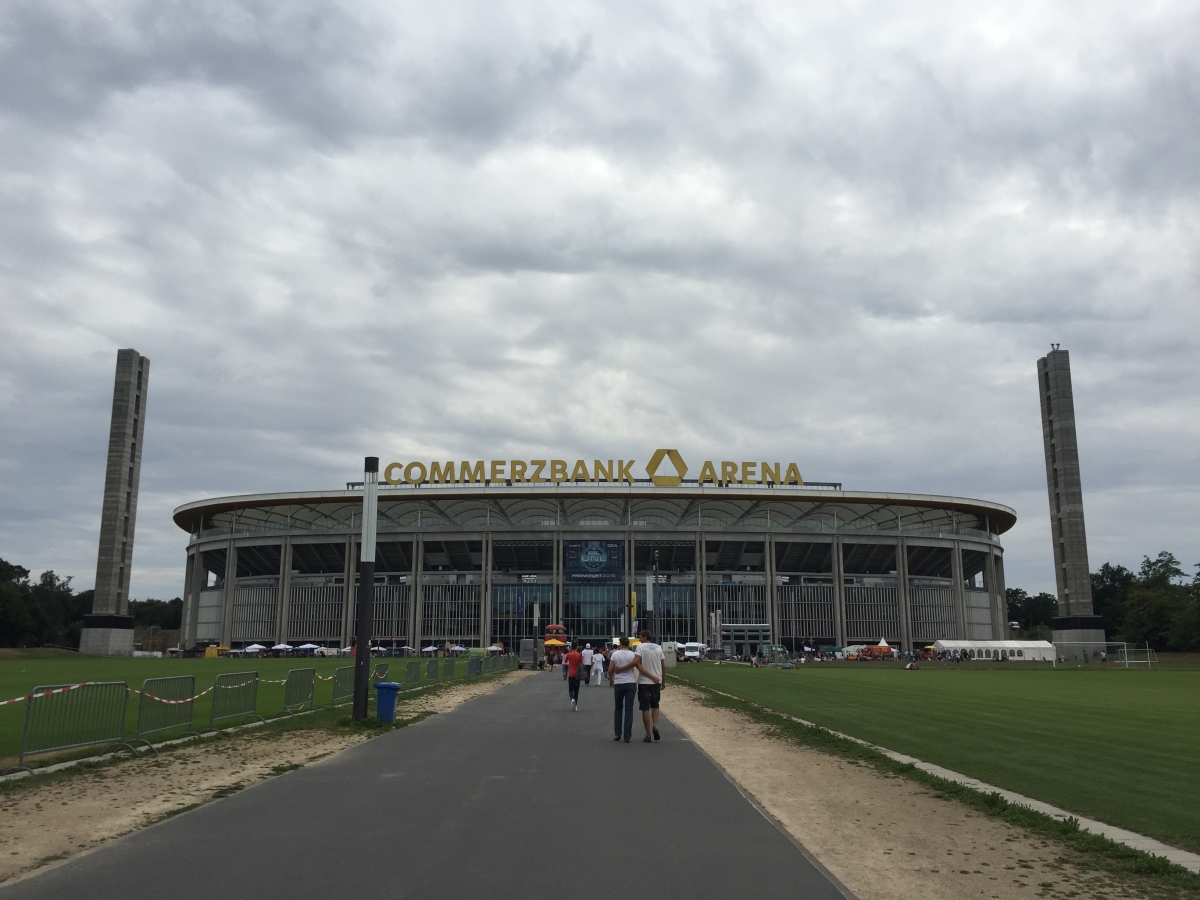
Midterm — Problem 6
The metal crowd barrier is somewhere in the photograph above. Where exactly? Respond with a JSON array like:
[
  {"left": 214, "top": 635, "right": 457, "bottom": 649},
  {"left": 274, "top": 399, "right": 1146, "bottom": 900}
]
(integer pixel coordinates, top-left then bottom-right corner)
[
  {"left": 278, "top": 668, "right": 316, "bottom": 716},
  {"left": 372, "top": 663, "right": 389, "bottom": 682},
  {"left": 405, "top": 661, "right": 421, "bottom": 686},
  {"left": 467, "top": 658, "right": 482, "bottom": 677},
  {"left": 442, "top": 658, "right": 455, "bottom": 679},
  {"left": 426, "top": 659, "right": 439, "bottom": 681},
  {"left": 205, "top": 671, "right": 264, "bottom": 731},
  {"left": 331, "top": 666, "right": 355, "bottom": 706},
  {"left": 4, "top": 682, "right": 134, "bottom": 775},
  {"left": 132, "top": 676, "right": 199, "bottom": 752}
]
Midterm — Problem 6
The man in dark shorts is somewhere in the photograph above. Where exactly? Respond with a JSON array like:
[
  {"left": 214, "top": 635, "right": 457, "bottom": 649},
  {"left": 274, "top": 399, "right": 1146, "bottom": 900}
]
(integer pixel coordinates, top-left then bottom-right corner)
[{"left": 634, "top": 630, "right": 666, "bottom": 742}]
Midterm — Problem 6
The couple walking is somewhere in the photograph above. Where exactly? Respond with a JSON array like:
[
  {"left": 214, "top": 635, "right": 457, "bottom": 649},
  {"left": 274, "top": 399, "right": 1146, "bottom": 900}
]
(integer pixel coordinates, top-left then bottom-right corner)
[{"left": 608, "top": 631, "right": 665, "bottom": 743}]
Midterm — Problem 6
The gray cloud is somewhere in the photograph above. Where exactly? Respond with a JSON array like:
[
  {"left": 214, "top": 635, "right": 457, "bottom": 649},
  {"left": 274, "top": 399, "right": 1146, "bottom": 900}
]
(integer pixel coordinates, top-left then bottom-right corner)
[{"left": 1, "top": 0, "right": 1198, "bottom": 600}]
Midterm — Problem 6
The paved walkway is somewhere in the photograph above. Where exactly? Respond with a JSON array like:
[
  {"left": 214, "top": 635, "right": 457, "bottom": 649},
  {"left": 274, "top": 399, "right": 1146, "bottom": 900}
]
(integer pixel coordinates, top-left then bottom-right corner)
[{"left": 2, "top": 671, "right": 850, "bottom": 899}]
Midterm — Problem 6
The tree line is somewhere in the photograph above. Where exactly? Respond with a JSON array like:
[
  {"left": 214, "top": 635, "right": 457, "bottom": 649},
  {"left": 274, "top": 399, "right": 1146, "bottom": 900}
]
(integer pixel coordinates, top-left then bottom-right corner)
[
  {"left": 1007, "top": 551, "right": 1200, "bottom": 651},
  {"left": 0, "top": 557, "right": 181, "bottom": 648}
]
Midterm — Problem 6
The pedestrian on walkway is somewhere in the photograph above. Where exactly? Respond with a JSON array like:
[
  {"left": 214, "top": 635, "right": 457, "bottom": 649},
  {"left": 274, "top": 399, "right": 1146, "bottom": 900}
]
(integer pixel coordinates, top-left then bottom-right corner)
[
  {"left": 565, "top": 642, "right": 584, "bottom": 710},
  {"left": 582, "top": 643, "right": 594, "bottom": 685},
  {"left": 591, "top": 648, "right": 605, "bottom": 685},
  {"left": 562, "top": 650, "right": 569, "bottom": 680},
  {"left": 609, "top": 636, "right": 639, "bottom": 741},
  {"left": 634, "top": 630, "right": 666, "bottom": 743}
]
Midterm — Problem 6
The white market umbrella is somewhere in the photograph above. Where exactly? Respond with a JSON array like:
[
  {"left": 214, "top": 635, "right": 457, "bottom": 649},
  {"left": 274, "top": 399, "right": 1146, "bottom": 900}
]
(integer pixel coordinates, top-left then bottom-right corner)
[
  {"left": 244, "top": 644, "right": 266, "bottom": 651},
  {"left": 272, "top": 643, "right": 293, "bottom": 651},
  {"left": 452, "top": 645, "right": 467, "bottom": 651},
  {"left": 422, "top": 645, "right": 439, "bottom": 652},
  {"left": 400, "top": 646, "right": 416, "bottom": 651},
  {"left": 342, "top": 646, "right": 353, "bottom": 652},
  {"left": 298, "top": 643, "right": 321, "bottom": 650},
  {"left": 487, "top": 645, "right": 501, "bottom": 651}
]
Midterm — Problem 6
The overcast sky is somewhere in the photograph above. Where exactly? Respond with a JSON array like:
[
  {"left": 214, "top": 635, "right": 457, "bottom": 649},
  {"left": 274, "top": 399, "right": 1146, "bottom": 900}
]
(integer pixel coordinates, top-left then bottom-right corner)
[{"left": 1, "top": 0, "right": 1197, "bottom": 601}]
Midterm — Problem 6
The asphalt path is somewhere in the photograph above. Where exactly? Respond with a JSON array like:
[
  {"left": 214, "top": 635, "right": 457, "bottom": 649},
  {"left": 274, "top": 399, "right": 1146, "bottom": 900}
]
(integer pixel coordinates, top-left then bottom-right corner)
[{"left": 3, "top": 669, "right": 851, "bottom": 899}]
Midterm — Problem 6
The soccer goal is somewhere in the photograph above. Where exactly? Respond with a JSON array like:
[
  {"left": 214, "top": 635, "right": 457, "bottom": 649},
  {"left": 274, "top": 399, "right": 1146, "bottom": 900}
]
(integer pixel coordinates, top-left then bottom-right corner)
[{"left": 1052, "top": 641, "right": 1156, "bottom": 668}]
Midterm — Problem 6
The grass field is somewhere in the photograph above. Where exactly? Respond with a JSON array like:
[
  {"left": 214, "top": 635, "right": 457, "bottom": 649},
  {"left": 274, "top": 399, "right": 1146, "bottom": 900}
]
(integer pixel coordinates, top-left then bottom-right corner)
[
  {"left": 0, "top": 650, "right": 476, "bottom": 769},
  {"left": 670, "top": 662, "right": 1200, "bottom": 855}
]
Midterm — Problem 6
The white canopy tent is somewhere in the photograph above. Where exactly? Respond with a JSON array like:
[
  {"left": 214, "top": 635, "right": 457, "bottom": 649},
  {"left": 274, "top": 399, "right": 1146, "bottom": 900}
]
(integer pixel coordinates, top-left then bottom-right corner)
[
  {"left": 297, "top": 643, "right": 321, "bottom": 650},
  {"left": 932, "top": 639, "right": 1055, "bottom": 662},
  {"left": 272, "top": 643, "right": 293, "bottom": 651},
  {"left": 243, "top": 644, "right": 265, "bottom": 652}
]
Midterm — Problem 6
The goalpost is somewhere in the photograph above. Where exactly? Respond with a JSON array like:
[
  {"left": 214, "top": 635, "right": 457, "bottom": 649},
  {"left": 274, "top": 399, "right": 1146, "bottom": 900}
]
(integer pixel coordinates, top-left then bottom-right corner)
[{"left": 1051, "top": 641, "right": 1156, "bottom": 668}]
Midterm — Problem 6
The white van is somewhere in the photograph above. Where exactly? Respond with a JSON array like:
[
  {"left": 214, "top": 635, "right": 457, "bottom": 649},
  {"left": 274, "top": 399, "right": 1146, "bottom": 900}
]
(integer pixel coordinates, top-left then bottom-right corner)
[{"left": 683, "top": 642, "right": 705, "bottom": 661}]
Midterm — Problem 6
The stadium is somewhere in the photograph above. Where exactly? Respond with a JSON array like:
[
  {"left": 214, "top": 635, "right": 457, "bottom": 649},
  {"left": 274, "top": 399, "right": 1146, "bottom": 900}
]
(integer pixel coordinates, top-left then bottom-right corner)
[{"left": 174, "top": 452, "right": 1016, "bottom": 655}]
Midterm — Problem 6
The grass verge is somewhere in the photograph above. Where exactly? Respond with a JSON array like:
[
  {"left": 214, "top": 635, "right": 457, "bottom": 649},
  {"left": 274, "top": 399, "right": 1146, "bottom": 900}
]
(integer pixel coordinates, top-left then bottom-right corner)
[{"left": 677, "top": 677, "right": 1200, "bottom": 899}]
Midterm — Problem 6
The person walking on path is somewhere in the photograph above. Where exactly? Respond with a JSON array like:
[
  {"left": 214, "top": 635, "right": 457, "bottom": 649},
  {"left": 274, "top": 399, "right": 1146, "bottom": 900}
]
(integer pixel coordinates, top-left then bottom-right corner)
[
  {"left": 565, "top": 642, "right": 584, "bottom": 710},
  {"left": 634, "top": 630, "right": 666, "bottom": 743},
  {"left": 590, "top": 648, "right": 605, "bottom": 685},
  {"left": 582, "top": 644, "right": 594, "bottom": 685},
  {"left": 609, "top": 636, "right": 639, "bottom": 741}
]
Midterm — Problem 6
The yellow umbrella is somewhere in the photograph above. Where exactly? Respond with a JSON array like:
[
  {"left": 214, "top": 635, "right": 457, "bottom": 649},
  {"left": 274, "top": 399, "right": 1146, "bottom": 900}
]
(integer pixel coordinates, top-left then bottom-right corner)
[{"left": 544, "top": 639, "right": 567, "bottom": 646}]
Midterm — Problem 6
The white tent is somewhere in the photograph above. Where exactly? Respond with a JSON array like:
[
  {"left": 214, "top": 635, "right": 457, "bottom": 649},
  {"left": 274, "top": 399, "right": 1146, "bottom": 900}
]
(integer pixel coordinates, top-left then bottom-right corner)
[
  {"left": 244, "top": 644, "right": 265, "bottom": 652},
  {"left": 933, "top": 639, "right": 1055, "bottom": 662},
  {"left": 272, "top": 643, "right": 293, "bottom": 651},
  {"left": 297, "top": 643, "right": 321, "bottom": 650},
  {"left": 422, "top": 645, "right": 439, "bottom": 652}
]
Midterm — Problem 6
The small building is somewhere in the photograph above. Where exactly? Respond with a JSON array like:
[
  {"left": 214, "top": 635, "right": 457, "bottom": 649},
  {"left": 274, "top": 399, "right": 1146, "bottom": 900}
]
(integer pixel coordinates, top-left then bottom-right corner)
[{"left": 932, "top": 639, "right": 1055, "bottom": 662}]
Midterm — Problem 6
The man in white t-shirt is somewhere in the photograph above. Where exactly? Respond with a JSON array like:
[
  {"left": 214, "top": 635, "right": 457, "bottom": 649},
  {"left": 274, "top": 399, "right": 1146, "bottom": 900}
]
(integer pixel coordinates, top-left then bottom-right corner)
[
  {"left": 581, "top": 644, "right": 594, "bottom": 685},
  {"left": 608, "top": 636, "right": 640, "bottom": 742},
  {"left": 633, "top": 630, "right": 666, "bottom": 742}
]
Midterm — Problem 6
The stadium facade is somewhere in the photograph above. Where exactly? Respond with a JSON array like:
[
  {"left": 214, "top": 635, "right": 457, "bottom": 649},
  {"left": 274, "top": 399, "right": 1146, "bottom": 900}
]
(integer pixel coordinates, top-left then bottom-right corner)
[{"left": 174, "top": 452, "right": 1016, "bottom": 654}]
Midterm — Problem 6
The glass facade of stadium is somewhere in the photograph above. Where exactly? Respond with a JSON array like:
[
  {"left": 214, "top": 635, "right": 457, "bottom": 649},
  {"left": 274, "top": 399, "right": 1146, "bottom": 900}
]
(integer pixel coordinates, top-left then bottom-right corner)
[{"left": 174, "top": 483, "right": 1015, "bottom": 654}]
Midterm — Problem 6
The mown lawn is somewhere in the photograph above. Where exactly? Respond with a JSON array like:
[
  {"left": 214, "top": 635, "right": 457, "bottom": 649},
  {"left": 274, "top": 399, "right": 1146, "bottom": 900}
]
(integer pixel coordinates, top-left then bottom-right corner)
[
  {"left": 0, "top": 650, "right": 470, "bottom": 767},
  {"left": 670, "top": 662, "right": 1200, "bottom": 855}
]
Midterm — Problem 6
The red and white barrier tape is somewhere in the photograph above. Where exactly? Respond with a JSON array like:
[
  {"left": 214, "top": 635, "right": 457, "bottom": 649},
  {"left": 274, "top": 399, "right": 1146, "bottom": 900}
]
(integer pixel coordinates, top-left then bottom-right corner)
[
  {"left": 134, "top": 685, "right": 215, "bottom": 705},
  {"left": 0, "top": 681, "right": 104, "bottom": 706}
]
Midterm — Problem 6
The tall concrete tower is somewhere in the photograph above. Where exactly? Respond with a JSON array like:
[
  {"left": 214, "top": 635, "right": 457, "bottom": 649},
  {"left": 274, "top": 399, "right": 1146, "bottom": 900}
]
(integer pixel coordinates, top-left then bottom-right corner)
[
  {"left": 79, "top": 349, "right": 149, "bottom": 656},
  {"left": 1037, "top": 345, "right": 1104, "bottom": 659}
]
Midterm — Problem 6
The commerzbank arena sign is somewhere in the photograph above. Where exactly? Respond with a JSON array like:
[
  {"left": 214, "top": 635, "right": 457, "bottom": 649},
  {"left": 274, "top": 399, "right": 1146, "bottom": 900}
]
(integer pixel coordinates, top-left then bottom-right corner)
[{"left": 381, "top": 450, "right": 804, "bottom": 489}]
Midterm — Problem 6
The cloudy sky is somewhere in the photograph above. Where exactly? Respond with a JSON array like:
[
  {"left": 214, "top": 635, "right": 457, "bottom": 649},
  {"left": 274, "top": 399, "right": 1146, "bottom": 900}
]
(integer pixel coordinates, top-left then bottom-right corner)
[{"left": 1, "top": 0, "right": 1197, "bottom": 601}]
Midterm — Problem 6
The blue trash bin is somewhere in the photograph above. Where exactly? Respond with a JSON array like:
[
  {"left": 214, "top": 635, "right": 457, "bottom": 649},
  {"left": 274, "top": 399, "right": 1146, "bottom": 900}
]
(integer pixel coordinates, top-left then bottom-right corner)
[{"left": 374, "top": 682, "right": 402, "bottom": 724}]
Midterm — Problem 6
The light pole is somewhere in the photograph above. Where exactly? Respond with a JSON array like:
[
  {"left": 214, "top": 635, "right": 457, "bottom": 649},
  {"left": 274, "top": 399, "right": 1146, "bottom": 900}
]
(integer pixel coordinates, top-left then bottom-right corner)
[{"left": 352, "top": 456, "right": 379, "bottom": 720}]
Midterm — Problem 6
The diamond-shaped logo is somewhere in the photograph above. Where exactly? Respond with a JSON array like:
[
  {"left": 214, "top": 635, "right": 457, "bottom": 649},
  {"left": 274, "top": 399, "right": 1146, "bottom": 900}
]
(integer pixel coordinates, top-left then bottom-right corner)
[{"left": 646, "top": 449, "right": 688, "bottom": 487}]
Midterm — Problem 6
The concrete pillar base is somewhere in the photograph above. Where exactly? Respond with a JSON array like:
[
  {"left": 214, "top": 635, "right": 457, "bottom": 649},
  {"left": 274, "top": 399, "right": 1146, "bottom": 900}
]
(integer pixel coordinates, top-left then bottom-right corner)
[
  {"left": 1052, "top": 616, "right": 1106, "bottom": 661},
  {"left": 79, "top": 615, "right": 135, "bottom": 656}
]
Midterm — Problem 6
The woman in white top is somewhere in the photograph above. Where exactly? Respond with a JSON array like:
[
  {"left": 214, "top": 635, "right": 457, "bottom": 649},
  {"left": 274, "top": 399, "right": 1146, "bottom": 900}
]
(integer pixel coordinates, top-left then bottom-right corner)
[{"left": 590, "top": 649, "right": 605, "bottom": 685}]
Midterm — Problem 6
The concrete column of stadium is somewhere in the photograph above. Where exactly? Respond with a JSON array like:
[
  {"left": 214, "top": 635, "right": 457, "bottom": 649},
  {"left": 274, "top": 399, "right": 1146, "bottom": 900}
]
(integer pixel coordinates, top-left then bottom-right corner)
[
  {"left": 951, "top": 540, "right": 968, "bottom": 641},
  {"left": 694, "top": 534, "right": 706, "bottom": 644},
  {"left": 831, "top": 536, "right": 846, "bottom": 648},
  {"left": 896, "top": 535, "right": 913, "bottom": 651},
  {"left": 1038, "top": 346, "right": 1105, "bottom": 658},
  {"left": 186, "top": 548, "right": 206, "bottom": 646},
  {"left": 219, "top": 540, "right": 237, "bottom": 647},
  {"left": 339, "top": 534, "right": 354, "bottom": 648},
  {"left": 276, "top": 538, "right": 293, "bottom": 646},
  {"left": 480, "top": 534, "right": 492, "bottom": 646},
  {"left": 765, "top": 533, "right": 778, "bottom": 645},
  {"left": 80, "top": 349, "right": 149, "bottom": 656},
  {"left": 411, "top": 534, "right": 424, "bottom": 649}
]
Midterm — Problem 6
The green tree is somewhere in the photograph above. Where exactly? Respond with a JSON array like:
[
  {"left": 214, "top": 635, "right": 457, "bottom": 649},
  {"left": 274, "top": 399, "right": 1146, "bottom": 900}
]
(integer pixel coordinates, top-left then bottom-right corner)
[
  {"left": 129, "top": 597, "right": 182, "bottom": 629},
  {"left": 0, "top": 557, "right": 93, "bottom": 648},
  {"left": 1006, "top": 588, "right": 1057, "bottom": 631},
  {"left": 1091, "top": 561, "right": 1134, "bottom": 636}
]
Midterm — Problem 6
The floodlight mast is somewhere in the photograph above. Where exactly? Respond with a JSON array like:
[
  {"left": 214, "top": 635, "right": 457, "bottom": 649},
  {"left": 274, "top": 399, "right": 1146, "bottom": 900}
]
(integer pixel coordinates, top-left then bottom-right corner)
[{"left": 352, "top": 457, "right": 379, "bottom": 720}]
